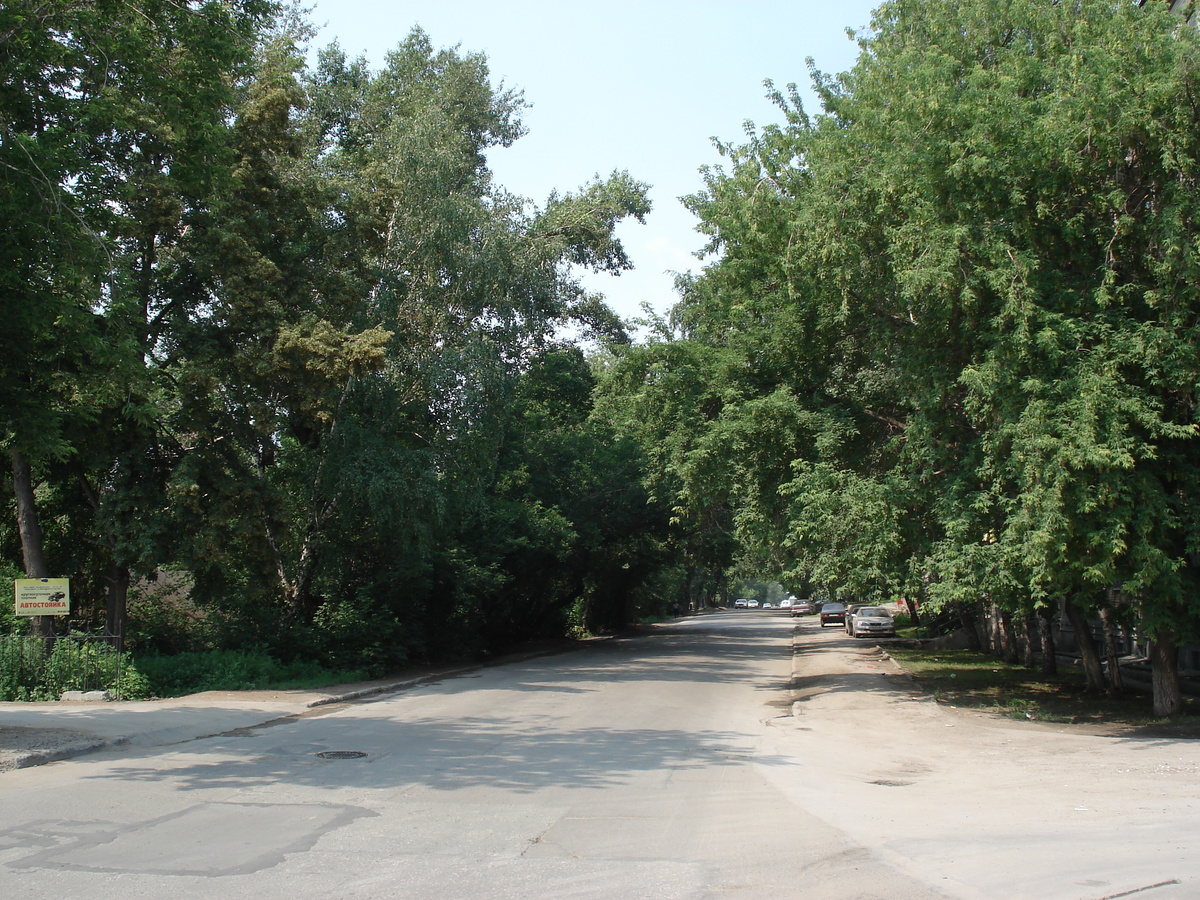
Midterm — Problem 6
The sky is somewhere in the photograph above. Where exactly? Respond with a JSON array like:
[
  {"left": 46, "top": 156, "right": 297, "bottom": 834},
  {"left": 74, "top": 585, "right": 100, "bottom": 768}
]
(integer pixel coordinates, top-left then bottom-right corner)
[{"left": 306, "top": 1, "right": 880, "bottom": 322}]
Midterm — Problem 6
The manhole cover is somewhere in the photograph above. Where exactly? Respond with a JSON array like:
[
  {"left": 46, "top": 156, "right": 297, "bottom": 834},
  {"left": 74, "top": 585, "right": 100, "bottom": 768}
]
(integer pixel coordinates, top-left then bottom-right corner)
[{"left": 316, "top": 750, "right": 368, "bottom": 759}]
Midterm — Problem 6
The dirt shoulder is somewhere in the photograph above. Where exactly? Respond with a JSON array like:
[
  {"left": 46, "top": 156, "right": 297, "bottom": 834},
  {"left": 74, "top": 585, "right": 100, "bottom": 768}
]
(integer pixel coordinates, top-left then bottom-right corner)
[{"left": 768, "top": 620, "right": 1200, "bottom": 898}]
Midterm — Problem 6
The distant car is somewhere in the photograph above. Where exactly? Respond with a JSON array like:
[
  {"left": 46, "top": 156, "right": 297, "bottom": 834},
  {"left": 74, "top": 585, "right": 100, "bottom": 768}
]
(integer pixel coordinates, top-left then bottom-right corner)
[
  {"left": 790, "top": 599, "right": 814, "bottom": 616},
  {"left": 760, "top": 601, "right": 773, "bottom": 609},
  {"left": 746, "top": 599, "right": 760, "bottom": 608},
  {"left": 733, "top": 598, "right": 749, "bottom": 608},
  {"left": 779, "top": 599, "right": 793, "bottom": 609},
  {"left": 819, "top": 602, "right": 847, "bottom": 627},
  {"left": 848, "top": 606, "right": 895, "bottom": 638}
]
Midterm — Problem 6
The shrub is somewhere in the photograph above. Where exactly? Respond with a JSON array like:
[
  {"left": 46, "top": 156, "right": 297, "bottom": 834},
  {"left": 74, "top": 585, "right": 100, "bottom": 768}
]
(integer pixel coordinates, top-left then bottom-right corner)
[
  {"left": 133, "top": 649, "right": 368, "bottom": 697},
  {"left": 0, "top": 634, "right": 149, "bottom": 701}
]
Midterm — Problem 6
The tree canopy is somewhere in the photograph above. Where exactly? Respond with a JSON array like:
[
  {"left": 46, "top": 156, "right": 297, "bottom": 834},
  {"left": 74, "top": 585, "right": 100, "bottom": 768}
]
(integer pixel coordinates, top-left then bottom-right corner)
[
  {"left": 2, "top": 2, "right": 668, "bottom": 666},
  {"left": 594, "top": 0, "right": 1200, "bottom": 713},
  {"left": 7, "top": 1, "right": 1200, "bottom": 716}
]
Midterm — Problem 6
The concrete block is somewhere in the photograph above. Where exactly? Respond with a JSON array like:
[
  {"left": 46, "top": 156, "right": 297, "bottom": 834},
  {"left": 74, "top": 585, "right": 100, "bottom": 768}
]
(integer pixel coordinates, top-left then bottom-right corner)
[{"left": 59, "top": 690, "right": 111, "bottom": 702}]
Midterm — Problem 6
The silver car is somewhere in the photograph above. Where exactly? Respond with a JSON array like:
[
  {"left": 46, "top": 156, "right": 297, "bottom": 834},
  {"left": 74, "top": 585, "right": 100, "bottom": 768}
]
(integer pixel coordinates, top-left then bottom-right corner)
[{"left": 848, "top": 606, "right": 895, "bottom": 637}]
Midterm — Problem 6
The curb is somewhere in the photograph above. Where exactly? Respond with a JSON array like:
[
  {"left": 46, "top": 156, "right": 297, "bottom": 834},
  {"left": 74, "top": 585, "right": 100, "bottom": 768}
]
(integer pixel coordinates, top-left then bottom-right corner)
[
  {"left": 2, "top": 633, "right": 608, "bottom": 772},
  {"left": 305, "top": 666, "right": 480, "bottom": 708},
  {"left": 0, "top": 736, "right": 126, "bottom": 773}
]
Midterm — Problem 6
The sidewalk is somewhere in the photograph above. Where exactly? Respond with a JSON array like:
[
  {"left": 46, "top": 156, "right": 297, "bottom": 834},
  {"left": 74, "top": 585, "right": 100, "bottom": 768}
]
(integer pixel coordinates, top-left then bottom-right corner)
[
  {"left": 0, "top": 666, "right": 477, "bottom": 773},
  {"left": 0, "top": 635, "right": 605, "bottom": 773}
]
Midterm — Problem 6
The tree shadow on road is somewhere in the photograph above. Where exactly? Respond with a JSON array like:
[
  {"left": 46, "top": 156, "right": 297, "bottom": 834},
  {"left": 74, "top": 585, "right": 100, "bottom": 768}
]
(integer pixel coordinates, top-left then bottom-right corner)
[{"left": 84, "top": 614, "right": 803, "bottom": 795}]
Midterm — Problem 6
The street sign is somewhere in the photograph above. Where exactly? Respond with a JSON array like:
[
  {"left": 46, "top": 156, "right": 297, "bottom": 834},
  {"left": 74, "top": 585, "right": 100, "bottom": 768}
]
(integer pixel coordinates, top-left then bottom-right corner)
[{"left": 14, "top": 578, "right": 70, "bottom": 617}]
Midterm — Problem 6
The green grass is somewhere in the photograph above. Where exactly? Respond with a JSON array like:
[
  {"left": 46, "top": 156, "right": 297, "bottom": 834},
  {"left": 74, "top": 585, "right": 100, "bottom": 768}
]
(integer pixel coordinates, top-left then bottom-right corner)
[
  {"left": 133, "top": 649, "right": 369, "bottom": 698},
  {"left": 887, "top": 648, "right": 1200, "bottom": 735}
]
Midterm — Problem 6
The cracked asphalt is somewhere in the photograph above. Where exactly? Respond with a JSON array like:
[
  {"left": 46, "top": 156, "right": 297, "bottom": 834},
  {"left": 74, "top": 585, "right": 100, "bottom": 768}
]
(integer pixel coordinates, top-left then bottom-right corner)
[{"left": 0, "top": 613, "right": 1195, "bottom": 900}]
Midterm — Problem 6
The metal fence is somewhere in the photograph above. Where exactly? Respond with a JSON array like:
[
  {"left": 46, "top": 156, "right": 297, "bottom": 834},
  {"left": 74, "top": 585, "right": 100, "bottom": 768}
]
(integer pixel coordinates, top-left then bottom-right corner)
[{"left": 0, "top": 632, "right": 125, "bottom": 701}]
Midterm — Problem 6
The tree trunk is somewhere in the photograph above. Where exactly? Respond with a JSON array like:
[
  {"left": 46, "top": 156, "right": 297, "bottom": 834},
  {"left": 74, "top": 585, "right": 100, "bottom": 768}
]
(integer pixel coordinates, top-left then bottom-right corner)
[
  {"left": 1063, "top": 596, "right": 1106, "bottom": 692},
  {"left": 998, "top": 608, "right": 1019, "bottom": 664},
  {"left": 77, "top": 472, "right": 130, "bottom": 648},
  {"left": 988, "top": 604, "right": 1002, "bottom": 655},
  {"left": 904, "top": 595, "right": 921, "bottom": 625},
  {"left": 956, "top": 602, "right": 982, "bottom": 650},
  {"left": 1038, "top": 605, "right": 1057, "bottom": 675},
  {"left": 106, "top": 564, "right": 130, "bottom": 651},
  {"left": 11, "top": 449, "right": 54, "bottom": 638},
  {"left": 1020, "top": 613, "right": 1037, "bottom": 668},
  {"left": 265, "top": 504, "right": 333, "bottom": 628},
  {"left": 1149, "top": 633, "right": 1182, "bottom": 717},
  {"left": 1099, "top": 606, "right": 1125, "bottom": 693}
]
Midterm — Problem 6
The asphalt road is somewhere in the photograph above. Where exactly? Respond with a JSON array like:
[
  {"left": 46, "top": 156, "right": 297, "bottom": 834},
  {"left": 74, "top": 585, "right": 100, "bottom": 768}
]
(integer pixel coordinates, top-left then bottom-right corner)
[{"left": 0, "top": 612, "right": 1196, "bottom": 900}]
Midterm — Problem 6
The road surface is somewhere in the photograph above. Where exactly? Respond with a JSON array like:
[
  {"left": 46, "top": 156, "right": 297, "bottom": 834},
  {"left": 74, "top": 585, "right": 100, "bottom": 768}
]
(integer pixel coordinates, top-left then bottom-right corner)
[{"left": 0, "top": 611, "right": 1195, "bottom": 899}]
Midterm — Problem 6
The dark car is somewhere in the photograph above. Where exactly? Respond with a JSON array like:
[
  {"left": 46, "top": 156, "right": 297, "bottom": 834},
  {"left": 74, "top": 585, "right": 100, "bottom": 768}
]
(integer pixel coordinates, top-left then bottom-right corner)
[{"left": 818, "top": 602, "right": 847, "bottom": 627}]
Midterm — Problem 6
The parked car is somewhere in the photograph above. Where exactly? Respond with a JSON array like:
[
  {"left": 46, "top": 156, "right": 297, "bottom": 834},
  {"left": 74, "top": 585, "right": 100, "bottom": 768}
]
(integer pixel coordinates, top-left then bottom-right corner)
[
  {"left": 779, "top": 598, "right": 793, "bottom": 609},
  {"left": 848, "top": 606, "right": 896, "bottom": 638},
  {"left": 746, "top": 599, "right": 760, "bottom": 608},
  {"left": 818, "top": 602, "right": 847, "bottom": 627},
  {"left": 760, "top": 601, "right": 773, "bottom": 609},
  {"left": 733, "top": 598, "right": 749, "bottom": 608},
  {"left": 790, "top": 599, "right": 814, "bottom": 616}
]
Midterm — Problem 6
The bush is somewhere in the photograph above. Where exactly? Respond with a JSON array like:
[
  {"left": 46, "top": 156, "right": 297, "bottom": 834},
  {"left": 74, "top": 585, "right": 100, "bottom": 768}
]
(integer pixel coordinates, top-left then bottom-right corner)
[
  {"left": 124, "top": 571, "right": 219, "bottom": 655},
  {"left": 0, "top": 566, "right": 19, "bottom": 634},
  {"left": 133, "top": 649, "right": 368, "bottom": 697},
  {"left": 0, "top": 634, "right": 149, "bottom": 701}
]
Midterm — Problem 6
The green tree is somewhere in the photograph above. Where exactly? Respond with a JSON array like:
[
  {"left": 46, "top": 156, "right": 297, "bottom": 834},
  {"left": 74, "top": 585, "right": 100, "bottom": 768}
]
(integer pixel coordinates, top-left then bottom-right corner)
[
  {"left": 1, "top": 0, "right": 277, "bottom": 642},
  {"left": 155, "top": 28, "right": 653, "bottom": 656},
  {"left": 653, "top": 0, "right": 1200, "bottom": 714},
  {"left": 592, "top": 323, "right": 744, "bottom": 610},
  {"left": 4, "top": 9, "right": 660, "bottom": 669},
  {"left": 832, "top": 0, "right": 1200, "bottom": 711}
]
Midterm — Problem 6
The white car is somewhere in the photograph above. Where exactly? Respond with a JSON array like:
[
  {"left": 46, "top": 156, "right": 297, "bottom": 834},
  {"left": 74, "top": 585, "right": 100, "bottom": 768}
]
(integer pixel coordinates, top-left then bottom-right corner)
[
  {"left": 746, "top": 599, "right": 760, "bottom": 608},
  {"left": 733, "top": 598, "right": 749, "bottom": 608}
]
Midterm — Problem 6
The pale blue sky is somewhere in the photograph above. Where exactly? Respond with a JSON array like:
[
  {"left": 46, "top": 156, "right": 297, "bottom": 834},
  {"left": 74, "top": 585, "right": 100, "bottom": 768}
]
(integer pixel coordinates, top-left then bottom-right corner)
[{"left": 307, "top": 1, "right": 879, "bottom": 321}]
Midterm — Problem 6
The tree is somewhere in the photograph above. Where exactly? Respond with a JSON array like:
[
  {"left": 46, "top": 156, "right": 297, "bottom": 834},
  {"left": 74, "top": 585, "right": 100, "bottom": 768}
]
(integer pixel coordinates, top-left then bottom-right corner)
[
  {"left": 1, "top": 1, "right": 278, "bottom": 643},
  {"left": 3, "top": 9, "right": 669, "bottom": 668},
  {"left": 645, "top": 0, "right": 1200, "bottom": 713},
  {"left": 149, "top": 28, "right": 653, "bottom": 656}
]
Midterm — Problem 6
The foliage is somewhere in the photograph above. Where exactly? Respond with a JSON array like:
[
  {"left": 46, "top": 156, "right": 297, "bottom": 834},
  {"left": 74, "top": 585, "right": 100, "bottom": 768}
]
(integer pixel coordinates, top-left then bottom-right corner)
[
  {"left": 592, "top": 334, "right": 741, "bottom": 608},
  {"left": 133, "top": 649, "right": 367, "bottom": 697},
  {"left": 1, "top": 6, "right": 671, "bottom": 683},
  {"left": 0, "top": 565, "right": 18, "bottom": 634},
  {"left": 462, "top": 347, "right": 673, "bottom": 645},
  {"left": 0, "top": 635, "right": 149, "bottom": 701},
  {"left": 608, "top": 0, "right": 1200, "bottom": 712}
]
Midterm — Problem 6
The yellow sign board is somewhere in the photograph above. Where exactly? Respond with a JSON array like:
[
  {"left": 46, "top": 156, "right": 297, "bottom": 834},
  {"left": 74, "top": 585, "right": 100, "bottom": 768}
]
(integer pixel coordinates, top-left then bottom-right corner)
[{"left": 14, "top": 578, "right": 70, "bottom": 617}]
